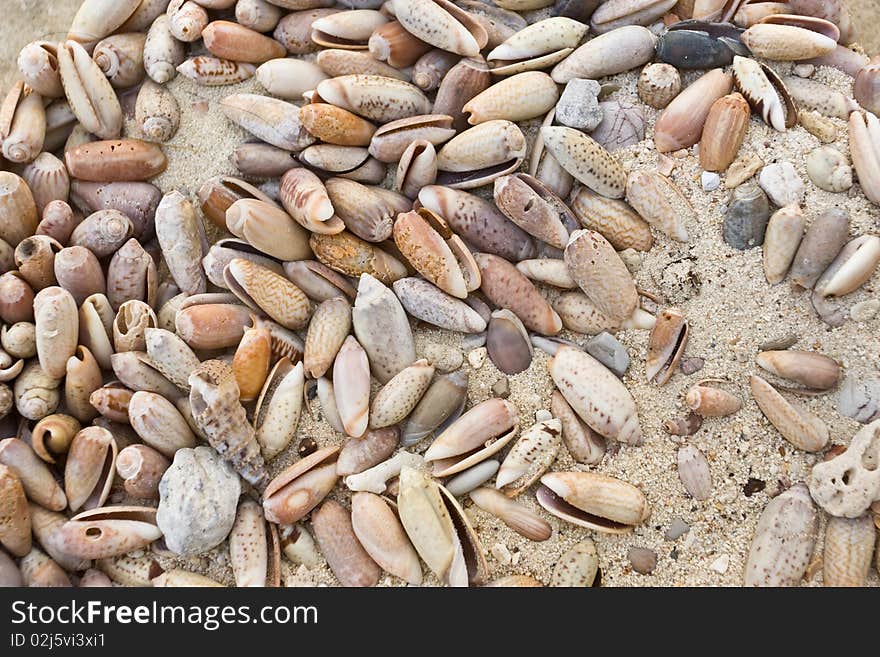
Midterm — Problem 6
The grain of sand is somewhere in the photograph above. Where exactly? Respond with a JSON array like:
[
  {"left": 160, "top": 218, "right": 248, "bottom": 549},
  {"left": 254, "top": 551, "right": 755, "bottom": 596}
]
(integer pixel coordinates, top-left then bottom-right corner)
[{"left": 1, "top": 0, "right": 878, "bottom": 587}]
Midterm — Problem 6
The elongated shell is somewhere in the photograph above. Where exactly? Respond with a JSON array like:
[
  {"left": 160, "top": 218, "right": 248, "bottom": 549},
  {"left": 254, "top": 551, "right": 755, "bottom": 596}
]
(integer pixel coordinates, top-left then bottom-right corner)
[
  {"left": 221, "top": 94, "right": 314, "bottom": 151},
  {"left": 393, "top": 0, "right": 488, "bottom": 57},
  {"left": 654, "top": 68, "right": 733, "bottom": 153},
  {"left": 34, "top": 286, "right": 78, "bottom": 380},
  {"left": 755, "top": 350, "right": 840, "bottom": 391},
  {"left": 351, "top": 273, "right": 415, "bottom": 383},
  {"left": 316, "top": 75, "right": 431, "bottom": 123},
  {"left": 135, "top": 80, "right": 179, "bottom": 142},
  {"left": 254, "top": 359, "right": 304, "bottom": 460},
  {"left": 539, "top": 127, "right": 626, "bottom": 199},
  {"left": 537, "top": 471, "right": 650, "bottom": 533},
  {"left": 551, "top": 25, "right": 656, "bottom": 84},
  {"left": 741, "top": 18, "right": 839, "bottom": 61},
  {"left": 564, "top": 230, "right": 637, "bottom": 325},
  {"left": 823, "top": 515, "right": 875, "bottom": 587},
  {"left": 496, "top": 410, "right": 562, "bottom": 496},
  {"left": 57, "top": 41, "right": 122, "bottom": 140},
  {"left": 18, "top": 41, "right": 64, "bottom": 98},
  {"left": 463, "top": 72, "right": 558, "bottom": 124},
  {"left": 351, "top": 492, "right": 422, "bottom": 585},
  {"left": 763, "top": 205, "right": 805, "bottom": 284},
  {"left": 750, "top": 375, "right": 829, "bottom": 452},
  {"left": 1, "top": 83, "right": 45, "bottom": 164}
]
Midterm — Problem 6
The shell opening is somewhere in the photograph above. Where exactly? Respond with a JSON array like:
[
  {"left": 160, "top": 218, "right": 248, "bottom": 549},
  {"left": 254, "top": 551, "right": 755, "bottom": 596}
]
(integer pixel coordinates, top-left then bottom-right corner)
[{"left": 535, "top": 484, "right": 630, "bottom": 531}]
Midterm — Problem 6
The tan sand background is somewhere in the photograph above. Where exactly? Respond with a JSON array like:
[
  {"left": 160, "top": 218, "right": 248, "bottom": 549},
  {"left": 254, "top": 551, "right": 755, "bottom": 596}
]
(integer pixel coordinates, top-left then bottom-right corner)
[{"left": 1, "top": 1, "right": 878, "bottom": 587}]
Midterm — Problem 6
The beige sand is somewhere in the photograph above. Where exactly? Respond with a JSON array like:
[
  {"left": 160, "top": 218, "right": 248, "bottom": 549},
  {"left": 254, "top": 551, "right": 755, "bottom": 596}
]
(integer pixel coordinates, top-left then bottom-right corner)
[{"left": 1, "top": 1, "right": 878, "bottom": 587}]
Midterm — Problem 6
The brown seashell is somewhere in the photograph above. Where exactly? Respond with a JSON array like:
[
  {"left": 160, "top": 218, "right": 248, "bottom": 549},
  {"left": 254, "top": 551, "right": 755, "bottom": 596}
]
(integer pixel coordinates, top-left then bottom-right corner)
[
  {"left": 37, "top": 200, "right": 77, "bottom": 245},
  {"left": 70, "top": 210, "right": 133, "bottom": 259},
  {"left": 298, "top": 144, "right": 387, "bottom": 184},
  {"left": 203, "top": 20, "right": 286, "bottom": 64},
  {"left": 625, "top": 170, "right": 693, "bottom": 242},
  {"left": 167, "top": 0, "right": 208, "bottom": 42},
  {"left": 755, "top": 350, "right": 840, "bottom": 391},
  {"left": 537, "top": 471, "right": 650, "bottom": 533},
  {"left": 112, "top": 300, "right": 156, "bottom": 353},
  {"left": 175, "top": 300, "right": 251, "bottom": 350},
  {"left": 325, "top": 178, "right": 401, "bottom": 242},
  {"left": 237, "top": 0, "right": 284, "bottom": 32},
  {"left": 310, "top": 230, "right": 407, "bottom": 284},
  {"left": 93, "top": 33, "right": 147, "bottom": 89},
  {"left": 654, "top": 68, "right": 734, "bottom": 153},
  {"left": 538, "top": 127, "right": 626, "bottom": 199},
  {"left": 316, "top": 47, "right": 407, "bottom": 79},
  {"left": 300, "top": 103, "right": 376, "bottom": 147},
  {"left": 486, "top": 308, "right": 533, "bottom": 375},
  {"left": 15, "top": 235, "right": 61, "bottom": 291},
  {"left": 638, "top": 62, "right": 681, "bottom": 109},
  {"left": 34, "top": 286, "right": 78, "bottom": 380},
  {"left": 198, "top": 175, "right": 275, "bottom": 231},
  {"left": 433, "top": 56, "right": 491, "bottom": 132},
  {"left": 128, "top": 390, "right": 197, "bottom": 458},
  {"left": 0, "top": 83, "right": 45, "bottom": 165},
  {"left": 564, "top": 230, "right": 638, "bottom": 325},
  {"left": 700, "top": 92, "right": 751, "bottom": 172},
  {"left": 106, "top": 239, "right": 157, "bottom": 310},
  {"left": 31, "top": 414, "right": 80, "bottom": 464},
  {"left": 569, "top": 186, "right": 652, "bottom": 252},
  {"left": 263, "top": 447, "right": 339, "bottom": 524},
  {"left": 221, "top": 93, "right": 314, "bottom": 151},
  {"left": 57, "top": 505, "right": 161, "bottom": 560},
  {"left": 20, "top": 547, "right": 71, "bottom": 587},
  {"left": 436, "top": 120, "right": 526, "bottom": 190},
  {"left": 22, "top": 153, "right": 70, "bottom": 216},
  {"left": 54, "top": 246, "right": 105, "bottom": 307},
  {"left": 337, "top": 427, "right": 399, "bottom": 477},
  {"left": 231, "top": 143, "right": 300, "bottom": 179},
  {"left": 64, "top": 426, "right": 117, "bottom": 512},
  {"left": 225, "top": 258, "right": 313, "bottom": 330},
  {"left": 0, "top": 437, "right": 66, "bottom": 510},
  {"left": 493, "top": 174, "right": 572, "bottom": 250},
  {"left": 177, "top": 56, "right": 256, "bottom": 85},
  {"left": 144, "top": 13, "right": 186, "bottom": 84},
  {"left": 276, "top": 8, "right": 343, "bottom": 55},
  {"left": 741, "top": 16, "right": 839, "bottom": 61},
  {"left": 686, "top": 383, "right": 742, "bottom": 417},
  {"left": 111, "top": 351, "right": 179, "bottom": 399},
  {"left": 395, "top": 140, "right": 438, "bottom": 199},
  {"left": 551, "top": 390, "right": 606, "bottom": 465},
  {"left": 233, "top": 327, "right": 272, "bottom": 403},
  {"left": 65, "top": 139, "right": 167, "bottom": 182},
  {"left": 0, "top": 272, "right": 35, "bottom": 324},
  {"left": 226, "top": 198, "right": 314, "bottom": 261},
  {"left": 253, "top": 358, "right": 304, "bottom": 460},
  {"left": 646, "top": 308, "right": 688, "bottom": 386},
  {"left": 369, "top": 20, "right": 432, "bottom": 68},
  {"left": 0, "top": 464, "right": 31, "bottom": 556},
  {"left": 154, "top": 191, "right": 206, "bottom": 296},
  {"left": 283, "top": 259, "right": 356, "bottom": 302},
  {"left": 0, "top": 172, "right": 39, "bottom": 247},
  {"left": 90, "top": 384, "right": 133, "bottom": 424},
  {"left": 312, "top": 499, "right": 380, "bottom": 587},
  {"left": 412, "top": 49, "right": 459, "bottom": 91},
  {"left": 69, "top": 180, "right": 160, "bottom": 240},
  {"left": 470, "top": 486, "right": 552, "bottom": 541},
  {"left": 64, "top": 346, "right": 102, "bottom": 423},
  {"left": 316, "top": 74, "right": 432, "bottom": 124}
]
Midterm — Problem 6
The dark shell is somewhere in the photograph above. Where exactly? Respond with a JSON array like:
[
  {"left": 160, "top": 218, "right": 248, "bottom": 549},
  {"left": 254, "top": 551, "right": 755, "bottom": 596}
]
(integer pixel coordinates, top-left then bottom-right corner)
[
  {"left": 657, "top": 30, "right": 738, "bottom": 69},
  {"left": 553, "top": 0, "right": 603, "bottom": 22},
  {"left": 722, "top": 183, "right": 771, "bottom": 250}
]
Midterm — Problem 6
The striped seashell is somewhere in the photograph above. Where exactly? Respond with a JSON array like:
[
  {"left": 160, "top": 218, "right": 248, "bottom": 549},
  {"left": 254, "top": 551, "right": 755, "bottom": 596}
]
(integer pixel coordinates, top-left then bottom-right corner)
[
  {"left": 569, "top": 186, "right": 653, "bottom": 251},
  {"left": 177, "top": 57, "right": 256, "bottom": 85},
  {"left": 823, "top": 515, "right": 875, "bottom": 587},
  {"left": 225, "top": 259, "right": 312, "bottom": 330}
]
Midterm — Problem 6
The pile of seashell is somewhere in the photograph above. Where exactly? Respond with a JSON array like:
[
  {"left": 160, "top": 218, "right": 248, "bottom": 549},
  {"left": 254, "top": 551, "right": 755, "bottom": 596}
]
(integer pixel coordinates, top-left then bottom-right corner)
[{"left": 0, "top": 0, "right": 878, "bottom": 589}]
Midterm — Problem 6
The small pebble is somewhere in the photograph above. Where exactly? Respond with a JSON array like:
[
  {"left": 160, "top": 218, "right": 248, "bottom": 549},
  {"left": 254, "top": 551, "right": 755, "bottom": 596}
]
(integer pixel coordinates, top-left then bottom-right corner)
[
  {"left": 618, "top": 248, "right": 643, "bottom": 273},
  {"left": 490, "top": 543, "right": 513, "bottom": 565},
  {"left": 758, "top": 161, "right": 805, "bottom": 206},
  {"left": 657, "top": 153, "right": 675, "bottom": 176},
  {"left": 806, "top": 146, "right": 852, "bottom": 193},
  {"left": 491, "top": 377, "right": 510, "bottom": 399},
  {"left": 701, "top": 171, "right": 720, "bottom": 191},
  {"left": 555, "top": 78, "right": 603, "bottom": 131},
  {"left": 460, "top": 332, "right": 487, "bottom": 350},
  {"left": 838, "top": 374, "right": 880, "bottom": 423},
  {"left": 850, "top": 299, "right": 880, "bottom": 322},
  {"left": 725, "top": 152, "right": 763, "bottom": 188},
  {"left": 628, "top": 547, "right": 657, "bottom": 574},
  {"left": 467, "top": 347, "right": 487, "bottom": 369},
  {"left": 297, "top": 436, "right": 318, "bottom": 458},
  {"left": 723, "top": 183, "right": 771, "bottom": 250},
  {"left": 679, "top": 356, "right": 705, "bottom": 375},
  {"left": 798, "top": 110, "right": 837, "bottom": 143},
  {"left": 665, "top": 518, "right": 690, "bottom": 541},
  {"left": 710, "top": 554, "right": 730, "bottom": 574},
  {"left": 585, "top": 332, "right": 630, "bottom": 377},
  {"left": 743, "top": 477, "right": 766, "bottom": 496},
  {"left": 792, "top": 63, "right": 815, "bottom": 77}
]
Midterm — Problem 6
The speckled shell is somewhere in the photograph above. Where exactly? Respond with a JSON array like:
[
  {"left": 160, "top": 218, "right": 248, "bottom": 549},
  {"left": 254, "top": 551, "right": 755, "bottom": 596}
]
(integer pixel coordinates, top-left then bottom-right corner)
[
  {"left": 156, "top": 446, "right": 241, "bottom": 556},
  {"left": 155, "top": 191, "right": 206, "bottom": 296},
  {"left": 539, "top": 127, "right": 626, "bottom": 199},
  {"left": 352, "top": 273, "right": 416, "bottom": 383},
  {"left": 303, "top": 296, "right": 351, "bottom": 379},
  {"left": 463, "top": 72, "right": 558, "bottom": 124},
  {"left": 370, "top": 359, "right": 435, "bottom": 429},
  {"left": 254, "top": 359, "right": 304, "bottom": 460},
  {"left": 551, "top": 25, "right": 656, "bottom": 83},
  {"left": 393, "top": 0, "right": 488, "bottom": 56},
  {"left": 221, "top": 94, "right": 314, "bottom": 151},
  {"left": 564, "top": 230, "right": 638, "bottom": 325},
  {"left": 316, "top": 75, "right": 431, "bottom": 123},
  {"left": 625, "top": 170, "right": 693, "bottom": 242}
]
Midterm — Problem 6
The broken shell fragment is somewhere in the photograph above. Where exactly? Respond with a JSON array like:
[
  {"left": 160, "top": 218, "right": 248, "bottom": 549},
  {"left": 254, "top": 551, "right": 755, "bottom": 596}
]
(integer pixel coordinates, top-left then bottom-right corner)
[
  {"left": 686, "top": 383, "right": 742, "bottom": 417},
  {"left": 551, "top": 390, "right": 606, "bottom": 465},
  {"left": 823, "top": 514, "right": 875, "bottom": 587},
  {"left": 495, "top": 410, "right": 561, "bottom": 495},
  {"left": 808, "top": 419, "right": 880, "bottom": 518}
]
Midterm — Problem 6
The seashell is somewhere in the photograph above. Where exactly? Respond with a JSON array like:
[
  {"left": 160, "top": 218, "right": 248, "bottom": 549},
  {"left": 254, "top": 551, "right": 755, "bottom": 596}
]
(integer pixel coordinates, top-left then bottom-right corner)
[
  {"left": 28, "top": 504, "right": 89, "bottom": 572},
  {"left": 397, "top": 466, "right": 488, "bottom": 586},
  {"left": 433, "top": 56, "right": 491, "bottom": 132},
  {"left": 157, "top": 446, "right": 241, "bottom": 555},
  {"left": 116, "top": 444, "right": 169, "bottom": 499},
  {"left": 569, "top": 187, "right": 652, "bottom": 252},
  {"left": 750, "top": 375, "right": 828, "bottom": 451},
  {"left": 14, "top": 235, "right": 61, "bottom": 292},
  {"left": 303, "top": 297, "right": 351, "bottom": 379},
  {"left": 390, "top": 139, "right": 435, "bottom": 199},
  {"left": 551, "top": 390, "right": 605, "bottom": 465},
  {"left": 458, "top": 0, "right": 527, "bottom": 50},
  {"left": 470, "top": 486, "right": 552, "bottom": 542},
  {"left": 424, "top": 398, "right": 518, "bottom": 477},
  {"left": 495, "top": 410, "right": 561, "bottom": 495},
  {"left": 370, "top": 359, "right": 434, "bottom": 429},
  {"left": 686, "top": 383, "right": 741, "bottom": 417},
  {"left": 368, "top": 20, "right": 432, "bottom": 68},
  {"left": 0, "top": 464, "right": 31, "bottom": 556},
  {"left": 36, "top": 201, "right": 76, "bottom": 248},
  {"left": 722, "top": 182, "right": 771, "bottom": 250},
  {"left": 226, "top": 198, "right": 312, "bottom": 262},
  {"left": 53, "top": 506, "right": 160, "bottom": 562},
  {"left": 0, "top": 550, "right": 22, "bottom": 586},
  {"left": 228, "top": 499, "right": 268, "bottom": 588},
  {"left": 70, "top": 181, "right": 160, "bottom": 240},
  {"left": 105, "top": 239, "right": 157, "bottom": 311},
  {"left": 135, "top": 80, "right": 179, "bottom": 143},
  {"left": 22, "top": 154, "right": 69, "bottom": 216},
  {"left": 129, "top": 391, "right": 197, "bottom": 459},
  {"left": 64, "top": 346, "right": 102, "bottom": 423},
  {"left": 263, "top": 447, "right": 340, "bottom": 524},
  {"left": 300, "top": 103, "right": 378, "bottom": 149},
  {"left": 0, "top": 172, "right": 39, "bottom": 247},
  {"left": 43, "top": 99, "right": 76, "bottom": 153},
  {"left": 337, "top": 427, "right": 399, "bottom": 476},
  {"left": 316, "top": 75, "right": 431, "bottom": 123},
  {"left": 18, "top": 41, "right": 63, "bottom": 99},
  {"left": 838, "top": 375, "right": 880, "bottom": 424},
  {"left": 31, "top": 413, "right": 79, "bottom": 464},
  {"left": 565, "top": 230, "right": 638, "bottom": 325},
  {"left": 67, "top": 0, "right": 141, "bottom": 48},
  {"left": 189, "top": 360, "right": 268, "bottom": 489},
  {"left": 823, "top": 515, "right": 875, "bottom": 587},
  {"left": 333, "top": 335, "right": 371, "bottom": 437},
  {"left": 645, "top": 308, "right": 688, "bottom": 387},
  {"left": 231, "top": 144, "right": 300, "bottom": 181},
  {"left": 236, "top": 0, "right": 284, "bottom": 31},
  {"left": 57, "top": 41, "right": 122, "bottom": 140},
  {"left": 550, "top": 344, "right": 642, "bottom": 444},
  {"left": 274, "top": 7, "right": 340, "bottom": 55},
  {"left": 515, "top": 259, "right": 575, "bottom": 289},
  {"left": 369, "top": 114, "right": 455, "bottom": 163},
  {"left": 0, "top": 271, "right": 35, "bottom": 324},
  {"left": 756, "top": 349, "right": 840, "bottom": 391},
  {"left": 493, "top": 174, "right": 572, "bottom": 250},
  {"left": 202, "top": 20, "right": 286, "bottom": 64},
  {"left": 20, "top": 546, "right": 72, "bottom": 587},
  {"left": 401, "top": 369, "right": 468, "bottom": 445},
  {"left": 590, "top": 0, "right": 677, "bottom": 32},
  {"left": 487, "top": 16, "right": 586, "bottom": 76},
  {"left": 283, "top": 260, "right": 356, "bottom": 302},
  {"left": 203, "top": 239, "right": 284, "bottom": 291},
  {"left": 813, "top": 235, "right": 880, "bottom": 299},
  {"left": 90, "top": 384, "right": 133, "bottom": 424},
  {"left": 351, "top": 273, "right": 416, "bottom": 383},
  {"left": 167, "top": 0, "right": 208, "bottom": 42},
  {"left": 700, "top": 92, "right": 750, "bottom": 172},
  {"left": 393, "top": 209, "right": 479, "bottom": 299},
  {"left": 312, "top": 500, "right": 380, "bottom": 587},
  {"left": 444, "top": 460, "right": 499, "bottom": 497},
  {"left": 537, "top": 471, "right": 650, "bottom": 533},
  {"left": 318, "top": 374, "right": 346, "bottom": 432},
  {"left": 677, "top": 444, "right": 711, "bottom": 500},
  {"left": 279, "top": 522, "right": 321, "bottom": 568},
  {"left": 431, "top": 120, "right": 523, "bottom": 189},
  {"left": 93, "top": 33, "right": 146, "bottom": 89},
  {"left": 474, "top": 252, "right": 561, "bottom": 335},
  {"left": 732, "top": 56, "right": 795, "bottom": 132},
  {"left": 2, "top": 322, "right": 35, "bottom": 361},
  {"left": 763, "top": 204, "right": 804, "bottom": 284},
  {"left": 0, "top": 83, "right": 45, "bottom": 165},
  {"left": 253, "top": 358, "right": 304, "bottom": 459},
  {"left": 808, "top": 419, "right": 880, "bottom": 518},
  {"left": 34, "top": 286, "right": 78, "bottom": 380},
  {"left": 551, "top": 539, "right": 598, "bottom": 587},
  {"left": 854, "top": 57, "right": 880, "bottom": 117},
  {"left": 789, "top": 0, "right": 853, "bottom": 43},
  {"left": 143, "top": 13, "right": 185, "bottom": 84},
  {"left": 151, "top": 569, "right": 224, "bottom": 587},
  {"left": 551, "top": 25, "right": 656, "bottom": 84},
  {"left": 76, "top": 294, "right": 112, "bottom": 373},
  {"left": 70, "top": 210, "right": 132, "bottom": 259},
  {"left": 231, "top": 327, "right": 272, "bottom": 403},
  {"left": 782, "top": 76, "right": 857, "bottom": 120},
  {"left": 351, "top": 492, "right": 422, "bottom": 584},
  {"left": 225, "top": 258, "right": 312, "bottom": 330},
  {"left": 221, "top": 94, "right": 313, "bottom": 151},
  {"left": 744, "top": 483, "right": 818, "bottom": 586},
  {"left": 177, "top": 56, "right": 257, "bottom": 85},
  {"left": 741, "top": 15, "right": 839, "bottom": 61},
  {"left": 153, "top": 192, "right": 206, "bottom": 297},
  {"left": 654, "top": 68, "right": 734, "bottom": 152},
  {"left": 65, "top": 139, "right": 166, "bottom": 182},
  {"left": 394, "top": 0, "right": 487, "bottom": 57},
  {"left": 637, "top": 62, "right": 681, "bottom": 109},
  {"left": 94, "top": 553, "right": 157, "bottom": 587},
  {"left": 463, "top": 72, "right": 558, "bottom": 126},
  {"left": 63, "top": 426, "right": 117, "bottom": 513},
  {"left": 486, "top": 309, "right": 532, "bottom": 376},
  {"left": 656, "top": 20, "right": 748, "bottom": 70},
  {"left": 277, "top": 168, "right": 343, "bottom": 235},
  {"left": 0, "top": 438, "right": 66, "bottom": 513},
  {"left": 418, "top": 185, "right": 535, "bottom": 261},
  {"left": 412, "top": 49, "right": 459, "bottom": 91},
  {"left": 539, "top": 127, "right": 625, "bottom": 200},
  {"left": 310, "top": 231, "right": 407, "bottom": 285},
  {"left": 256, "top": 59, "right": 328, "bottom": 101},
  {"left": 803, "top": 43, "right": 867, "bottom": 76},
  {"left": 806, "top": 146, "right": 851, "bottom": 193},
  {"left": 309, "top": 9, "right": 385, "bottom": 51}
]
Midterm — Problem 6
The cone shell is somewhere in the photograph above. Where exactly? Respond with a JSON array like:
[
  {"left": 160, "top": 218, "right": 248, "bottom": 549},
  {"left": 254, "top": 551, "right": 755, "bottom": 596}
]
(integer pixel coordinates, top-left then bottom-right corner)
[
  {"left": 654, "top": 68, "right": 733, "bottom": 153},
  {"left": 310, "top": 231, "right": 407, "bottom": 285},
  {"left": 304, "top": 296, "right": 351, "bottom": 379},
  {"left": 539, "top": 127, "right": 626, "bottom": 199},
  {"left": 225, "top": 258, "right": 312, "bottom": 330},
  {"left": 564, "top": 230, "right": 638, "bottom": 325},
  {"left": 203, "top": 20, "right": 286, "bottom": 64}
]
